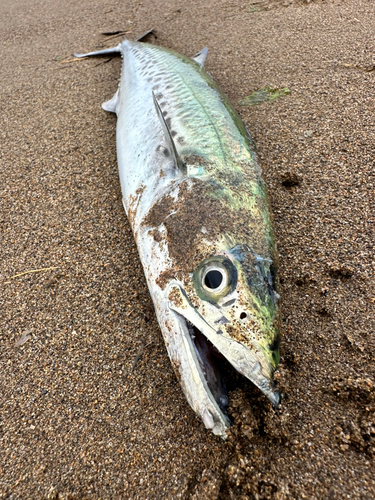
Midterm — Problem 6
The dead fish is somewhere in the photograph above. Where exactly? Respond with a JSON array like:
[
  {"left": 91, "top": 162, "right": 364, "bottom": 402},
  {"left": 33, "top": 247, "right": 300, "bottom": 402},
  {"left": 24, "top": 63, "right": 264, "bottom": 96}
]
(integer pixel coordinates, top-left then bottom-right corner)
[{"left": 75, "top": 39, "right": 281, "bottom": 437}]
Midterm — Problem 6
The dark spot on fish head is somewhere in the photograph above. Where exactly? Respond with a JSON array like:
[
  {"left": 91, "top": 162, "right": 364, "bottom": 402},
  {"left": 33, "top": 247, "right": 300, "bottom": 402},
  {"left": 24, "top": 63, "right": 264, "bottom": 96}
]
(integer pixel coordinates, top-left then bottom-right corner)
[
  {"left": 149, "top": 228, "right": 162, "bottom": 242},
  {"left": 171, "top": 130, "right": 177, "bottom": 137},
  {"left": 177, "top": 137, "right": 185, "bottom": 144},
  {"left": 165, "top": 117, "right": 172, "bottom": 127},
  {"left": 156, "top": 145, "right": 170, "bottom": 157},
  {"left": 214, "top": 316, "right": 229, "bottom": 325},
  {"left": 221, "top": 298, "right": 236, "bottom": 308},
  {"left": 269, "top": 334, "right": 280, "bottom": 353},
  {"left": 162, "top": 110, "right": 168, "bottom": 117},
  {"left": 269, "top": 333, "right": 280, "bottom": 367}
]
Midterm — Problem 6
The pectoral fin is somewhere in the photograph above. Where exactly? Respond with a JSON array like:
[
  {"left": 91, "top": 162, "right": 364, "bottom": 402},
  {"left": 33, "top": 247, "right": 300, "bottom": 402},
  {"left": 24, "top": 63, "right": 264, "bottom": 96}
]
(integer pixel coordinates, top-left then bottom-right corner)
[{"left": 102, "top": 88, "right": 119, "bottom": 114}]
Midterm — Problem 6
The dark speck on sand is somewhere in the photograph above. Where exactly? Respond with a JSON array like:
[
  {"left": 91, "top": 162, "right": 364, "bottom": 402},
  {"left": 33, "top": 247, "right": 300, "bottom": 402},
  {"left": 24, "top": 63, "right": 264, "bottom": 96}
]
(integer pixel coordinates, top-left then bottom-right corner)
[{"left": 0, "top": 0, "right": 374, "bottom": 498}]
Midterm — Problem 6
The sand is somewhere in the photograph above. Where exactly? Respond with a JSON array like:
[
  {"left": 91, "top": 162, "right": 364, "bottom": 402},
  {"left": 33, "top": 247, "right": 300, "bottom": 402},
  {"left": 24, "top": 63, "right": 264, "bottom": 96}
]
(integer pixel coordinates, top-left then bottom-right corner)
[{"left": 0, "top": 0, "right": 374, "bottom": 498}]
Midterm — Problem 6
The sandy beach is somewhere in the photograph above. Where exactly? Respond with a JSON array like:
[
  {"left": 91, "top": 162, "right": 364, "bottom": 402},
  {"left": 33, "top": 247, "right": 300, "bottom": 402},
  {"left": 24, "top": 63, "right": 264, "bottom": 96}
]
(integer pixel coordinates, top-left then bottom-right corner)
[{"left": 1, "top": 0, "right": 374, "bottom": 498}]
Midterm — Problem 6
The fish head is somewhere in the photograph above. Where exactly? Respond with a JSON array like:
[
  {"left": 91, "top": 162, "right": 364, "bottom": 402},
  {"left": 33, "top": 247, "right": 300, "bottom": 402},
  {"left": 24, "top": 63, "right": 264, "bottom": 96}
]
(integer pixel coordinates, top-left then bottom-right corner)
[
  {"left": 142, "top": 176, "right": 281, "bottom": 436},
  {"left": 166, "top": 240, "right": 281, "bottom": 412}
]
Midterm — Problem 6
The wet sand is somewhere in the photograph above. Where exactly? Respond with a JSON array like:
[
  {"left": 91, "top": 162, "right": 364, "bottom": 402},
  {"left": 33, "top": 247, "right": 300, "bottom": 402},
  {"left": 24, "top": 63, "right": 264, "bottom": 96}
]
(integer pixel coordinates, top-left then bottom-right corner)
[{"left": 1, "top": 0, "right": 374, "bottom": 498}]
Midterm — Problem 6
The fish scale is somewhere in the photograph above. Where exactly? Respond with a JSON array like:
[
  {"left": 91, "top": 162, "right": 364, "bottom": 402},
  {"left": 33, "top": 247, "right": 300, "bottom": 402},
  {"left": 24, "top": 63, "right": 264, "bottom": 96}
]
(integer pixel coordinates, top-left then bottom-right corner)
[
  {"left": 75, "top": 39, "right": 281, "bottom": 437},
  {"left": 123, "top": 43, "right": 251, "bottom": 165}
]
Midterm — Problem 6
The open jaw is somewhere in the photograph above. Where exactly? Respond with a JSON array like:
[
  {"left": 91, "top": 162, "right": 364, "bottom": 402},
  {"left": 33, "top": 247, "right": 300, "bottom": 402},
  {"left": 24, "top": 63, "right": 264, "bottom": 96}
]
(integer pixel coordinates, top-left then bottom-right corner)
[
  {"left": 186, "top": 321, "right": 230, "bottom": 414},
  {"left": 167, "top": 283, "right": 281, "bottom": 437},
  {"left": 170, "top": 309, "right": 232, "bottom": 436}
]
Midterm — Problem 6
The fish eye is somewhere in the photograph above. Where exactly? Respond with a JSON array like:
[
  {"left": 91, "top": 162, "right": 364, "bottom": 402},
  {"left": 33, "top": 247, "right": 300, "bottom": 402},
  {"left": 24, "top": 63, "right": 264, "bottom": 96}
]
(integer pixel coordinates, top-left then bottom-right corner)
[
  {"left": 193, "top": 256, "right": 237, "bottom": 303},
  {"left": 203, "top": 268, "right": 227, "bottom": 292}
]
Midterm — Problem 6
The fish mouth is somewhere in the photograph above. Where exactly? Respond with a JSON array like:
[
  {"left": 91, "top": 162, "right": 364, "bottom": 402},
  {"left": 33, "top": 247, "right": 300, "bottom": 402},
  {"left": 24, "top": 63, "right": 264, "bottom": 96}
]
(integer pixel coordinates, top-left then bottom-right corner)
[
  {"left": 167, "top": 282, "right": 281, "bottom": 431},
  {"left": 186, "top": 321, "right": 230, "bottom": 414}
]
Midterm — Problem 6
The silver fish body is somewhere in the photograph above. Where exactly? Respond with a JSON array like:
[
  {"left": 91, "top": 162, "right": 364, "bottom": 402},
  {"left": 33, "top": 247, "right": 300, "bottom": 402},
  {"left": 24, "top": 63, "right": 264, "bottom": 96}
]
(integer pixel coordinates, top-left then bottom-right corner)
[{"left": 75, "top": 40, "right": 281, "bottom": 437}]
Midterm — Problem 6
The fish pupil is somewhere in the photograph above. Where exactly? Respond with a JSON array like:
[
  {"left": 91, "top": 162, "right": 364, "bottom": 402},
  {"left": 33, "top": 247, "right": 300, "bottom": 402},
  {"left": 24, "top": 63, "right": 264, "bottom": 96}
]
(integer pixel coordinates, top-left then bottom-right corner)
[{"left": 204, "top": 270, "right": 223, "bottom": 290}]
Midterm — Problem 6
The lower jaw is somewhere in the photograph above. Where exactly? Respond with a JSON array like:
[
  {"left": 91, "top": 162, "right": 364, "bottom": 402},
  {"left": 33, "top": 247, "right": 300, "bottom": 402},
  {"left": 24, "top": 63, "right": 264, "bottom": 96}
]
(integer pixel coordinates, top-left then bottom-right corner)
[
  {"left": 186, "top": 321, "right": 281, "bottom": 417},
  {"left": 187, "top": 322, "right": 237, "bottom": 414}
]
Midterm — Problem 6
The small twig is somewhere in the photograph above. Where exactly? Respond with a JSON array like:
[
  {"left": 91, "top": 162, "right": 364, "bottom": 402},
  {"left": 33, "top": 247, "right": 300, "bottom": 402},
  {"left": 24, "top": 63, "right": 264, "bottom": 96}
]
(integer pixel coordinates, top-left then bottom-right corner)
[
  {"left": 102, "top": 30, "right": 132, "bottom": 41},
  {"left": 4, "top": 266, "right": 59, "bottom": 284},
  {"left": 340, "top": 63, "right": 375, "bottom": 72},
  {"left": 131, "top": 353, "right": 143, "bottom": 372},
  {"left": 55, "top": 66, "right": 73, "bottom": 70},
  {"left": 101, "top": 30, "right": 126, "bottom": 36},
  {"left": 92, "top": 58, "right": 113, "bottom": 68},
  {"left": 15, "top": 330, "right": 32, "bottom": 347},
  {"left": 59, "top": 56, "right": 89, "bottom": 64},
  {"left": 130, "top": 341, "right": 154, "bottom": 373},
  {"left": 126, "top": 308, "right": 134, "bottom": 317}
]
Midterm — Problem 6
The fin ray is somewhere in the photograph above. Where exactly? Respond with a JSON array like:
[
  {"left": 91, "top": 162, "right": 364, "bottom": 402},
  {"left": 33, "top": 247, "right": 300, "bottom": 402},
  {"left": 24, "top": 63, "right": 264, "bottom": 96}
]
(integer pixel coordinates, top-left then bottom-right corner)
[{"left": 152, "top": 92, "right": 186, "bottom": 175}]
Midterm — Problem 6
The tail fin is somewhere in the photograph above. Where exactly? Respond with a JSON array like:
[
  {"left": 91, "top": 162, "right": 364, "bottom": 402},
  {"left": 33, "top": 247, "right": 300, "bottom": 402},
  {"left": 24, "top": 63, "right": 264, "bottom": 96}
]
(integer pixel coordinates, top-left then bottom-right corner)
[{"left": 74, "top": 29, "right": 155, "bottom": 59}]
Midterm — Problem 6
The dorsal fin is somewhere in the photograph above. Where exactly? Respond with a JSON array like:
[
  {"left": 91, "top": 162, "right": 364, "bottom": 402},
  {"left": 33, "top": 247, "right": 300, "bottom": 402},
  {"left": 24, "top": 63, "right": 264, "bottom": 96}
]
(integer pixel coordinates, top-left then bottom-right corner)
[
  {"left": 192, "top": 47, "right": 208, "bottom": 67},
  {"left": 152, "top": 92, "right": 186, "bottom": 174}
]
